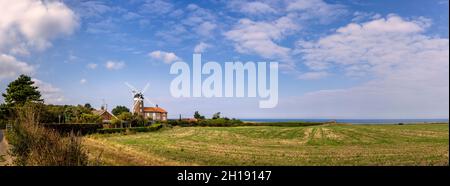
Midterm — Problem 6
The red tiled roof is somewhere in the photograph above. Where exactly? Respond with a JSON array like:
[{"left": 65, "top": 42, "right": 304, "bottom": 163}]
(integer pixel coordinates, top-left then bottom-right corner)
[{"left": 143, "top": 107, "right": 167, "bottom": 113}]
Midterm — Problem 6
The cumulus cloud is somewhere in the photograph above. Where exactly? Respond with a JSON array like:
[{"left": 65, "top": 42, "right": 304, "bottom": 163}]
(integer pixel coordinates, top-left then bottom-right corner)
[
  {"left": 32, "top": 78, "right": 65, "bottom": 104},
  {"left": 148, "top": 50, "right": 182, "bottom": 64},
  {"left": 291, "top": 15, "right": 449, "bottom": 118},
  {"left": 0, "top": 0, "right": 79, "bottom": 54},
  {"left": 0, "top": 54, "right": 35, "bottom": 80},
  {"left": 194, "top": 42, "right": 211, "bottom": 53},
  {"left": 183, "top": 4, "right": 217, "bottom": 37},
  {"left": 105, "top": 60, "right": 125, "bottom": 70},
  {"left": 224, "top": 15, "right": 299, "bottom": 63},
  {"left": 229, "top": 1, "right": 277, "bottom": 15},
  {"left": 286, "top": 0, "right": 347, "bottom": 23}
]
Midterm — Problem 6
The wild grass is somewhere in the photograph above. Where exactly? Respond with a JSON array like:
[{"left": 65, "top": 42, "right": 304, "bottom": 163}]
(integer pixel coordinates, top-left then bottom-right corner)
[
  {"left": 85, "top": 124, "right": 449, "bottom": 166},
  {"left": 6, "top": 103, "right": 89, "bottom": 166}
]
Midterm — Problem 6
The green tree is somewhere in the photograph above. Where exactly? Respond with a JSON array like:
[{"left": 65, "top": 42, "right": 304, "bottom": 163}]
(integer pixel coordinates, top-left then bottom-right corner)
[
  {"left": 212, "top": 112, "right": 221, "bottom": 119},
  {"left": 79, "top": 113, "right": 102, "bottom": 124},
  {"left": 117, "top": 112, "right": 133, "bottom": 128},
  {"left": 194, "top": 111, "right": 205, "bottom": 120},
  {"left": 84, "top": 103, "right": 93, "bottom": 110},
  {"left": 2, "top": 74, "right": 42, "bottom": 106},
  {"left": 112, "top": 105, "right": 130, "bottom": 116},
  {"left": 117, "top": 112, "right": 133, "bottom": 122}
]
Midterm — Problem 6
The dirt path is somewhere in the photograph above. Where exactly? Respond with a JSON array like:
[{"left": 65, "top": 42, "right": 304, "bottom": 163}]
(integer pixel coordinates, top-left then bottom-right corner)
[{"left": 0, "top": 130, "right": 12, "bottom": 166}]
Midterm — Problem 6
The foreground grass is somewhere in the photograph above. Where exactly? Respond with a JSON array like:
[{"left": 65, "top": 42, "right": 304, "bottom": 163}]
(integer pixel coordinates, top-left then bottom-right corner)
[{"left": 85, "top": 124, "right": 449, "bottom": 166}]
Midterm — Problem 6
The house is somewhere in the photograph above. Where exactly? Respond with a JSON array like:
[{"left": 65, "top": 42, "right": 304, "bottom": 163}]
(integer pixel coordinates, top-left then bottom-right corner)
[
  {"left": 92, "top": 109, "right": 117, "bottom": 123},
  {"left": 142, "top": 104, "right": 168, "bottom": 121}
]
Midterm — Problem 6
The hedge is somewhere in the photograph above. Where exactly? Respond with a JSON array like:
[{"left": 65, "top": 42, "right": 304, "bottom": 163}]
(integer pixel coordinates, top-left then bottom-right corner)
[
  {"left": 240, "top": 122, "right": 324, "bottom": 127},
  {"left": 168, "top": 118, "right": 243, "bottom": 127},
  {"left": 43, "top": 123, "right": 103, "bottom": 135},
  {"left": 0, "top": 120, "right": 6, "bottom": 129},
  {"left": 97, "top": 124, "right": 163, "bottom": 134}
]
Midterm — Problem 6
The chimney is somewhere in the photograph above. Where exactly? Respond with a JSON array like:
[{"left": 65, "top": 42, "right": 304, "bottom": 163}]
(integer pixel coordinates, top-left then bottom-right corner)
[{"left": 156, "top": 104, "right": 158, "bottom": 108}]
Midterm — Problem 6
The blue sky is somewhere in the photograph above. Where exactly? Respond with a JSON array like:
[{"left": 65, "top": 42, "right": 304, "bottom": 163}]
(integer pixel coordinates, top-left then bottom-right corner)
[{"left": 0, "top": 0, "right": 449, "bottom": 119}]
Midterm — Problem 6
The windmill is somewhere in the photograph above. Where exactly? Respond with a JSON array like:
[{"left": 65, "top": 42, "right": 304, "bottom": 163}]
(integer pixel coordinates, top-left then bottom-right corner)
[{"left": 124, "top": 82, "right": 155, "bottom": 115}]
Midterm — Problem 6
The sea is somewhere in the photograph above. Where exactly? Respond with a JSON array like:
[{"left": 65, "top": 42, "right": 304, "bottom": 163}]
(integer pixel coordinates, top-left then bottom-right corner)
[{"left": 240, "top": 118, "right": 449, "bottom": 124}]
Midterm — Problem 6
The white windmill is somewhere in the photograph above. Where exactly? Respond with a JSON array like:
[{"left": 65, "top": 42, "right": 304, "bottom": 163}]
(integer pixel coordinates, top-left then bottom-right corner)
[{"left": 124, "top": 82, "right": 155, "bottom": 115}]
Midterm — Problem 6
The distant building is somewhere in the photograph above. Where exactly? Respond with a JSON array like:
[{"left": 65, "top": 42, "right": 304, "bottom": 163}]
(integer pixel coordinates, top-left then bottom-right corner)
[
  {"left": 131, "top": 91, "right": 168, "bottom": 121},
  {"left": 92, "top": 109, "right": 117, "bottom": 123},
  {"left": 142, "top": 105, "right": 168, "bottom": 121}
]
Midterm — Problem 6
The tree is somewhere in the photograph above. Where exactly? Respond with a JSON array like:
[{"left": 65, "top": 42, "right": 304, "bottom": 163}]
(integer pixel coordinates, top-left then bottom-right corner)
[
  {"left": 212, "top": 112, "right": 221, "bottom": 119},
  {"left": 112, "top": 105, "right": 130, "bottom": 116},
  {"left": 194, "top": 111, "right": 205, "bottom": 120},
  {"left": 2, "top": 74, "right": 42, "bottom": 106},
  {"left": 79, "top": 113, "right": 102, "bottom": 124},
  {"left": 84, "top": 103, "right": 93, "bottom": 110},
  {"left": 117, "top": 112, "right": 133, "bottom": 122},
  {"left": 117, "top": 112, "right": 133, "bottom": 128}
]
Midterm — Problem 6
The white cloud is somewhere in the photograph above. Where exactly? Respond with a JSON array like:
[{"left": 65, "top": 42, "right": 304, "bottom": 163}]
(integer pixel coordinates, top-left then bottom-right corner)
[
  {"left": 86, "top": 18, "right": 115, "bottom": 34},
  {"left": 298, "top": 71, "right": 329, "bottom": 80},
  {"left": 80, "top": 78, "right": 87, "bottom": 84},
  {"left": 286, "top": 0, "right": 347, "bottom": 23},
  {"left": 148, "top": 50, "right": 182, "bottom": 64},
  {"left": 224, "top": 16, "right": 299, "bottom": 62},
  {"left": 86, "top": 63, "right": 98, "bottom": 69},
  {"left": 0, "top": 0, "right": 79, "bottom": 54},
  {"left": 140, "top": 0, "right": 174, "bottom": 15},
  {"left": 122, "top": 12, "right": 142, "bottom": 20},
  {"left": 32, "top": 78, "right": 65, "bottom": 104},
  {"left": 291, "top": 15, "right": 449, "bottom": 118},
  {"left": 197, "top": 21, "right": 217, "bottom": 37},
  {"left": 105, "top": 60, "right": 125, "bottom": 70},
  {"left": 183, "top": 4, "right": 217, "bottom": 37},
  {"left": 72, "top": 1, "right": 112, "bottom": 18},
  {"left": 194, "top": 42, "right": 211, "bottom": 53},
  {"left": 237, "top": 1, "right": 277, "bottom": 15},
  {"left": 0, "top": 54, "right": 35, "bottom": 80}
]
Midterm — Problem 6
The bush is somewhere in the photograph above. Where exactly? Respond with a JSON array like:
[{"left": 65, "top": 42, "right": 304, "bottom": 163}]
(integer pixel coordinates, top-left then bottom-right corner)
[
  {"left": 97, "top": 128, "right": 126, "bottom": 134},
  {"left": 96, "top": 124, "right": 163, "bottom": 134},
  {"left": 7, "top": 102, "right": 89, "bottom": 166},
  {"left": 168, "top": 118, "right": 243, "bottom": 127},
  {"left": 43, "top": 123, "right": 103, "bottom": 135},
  {"left": 0, "top": 120, "right": 6, "bottom": 129}
]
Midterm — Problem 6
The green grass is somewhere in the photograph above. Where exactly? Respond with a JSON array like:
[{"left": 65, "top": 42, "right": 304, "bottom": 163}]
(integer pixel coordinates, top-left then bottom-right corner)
[{"left": 85, "top": 124, "right": 449, "bottom": 166}]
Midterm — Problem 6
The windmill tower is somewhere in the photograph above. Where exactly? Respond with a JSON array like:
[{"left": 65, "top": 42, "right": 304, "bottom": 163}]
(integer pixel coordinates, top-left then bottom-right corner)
[
  {"left": 125, "top": 82, "right": 155, "bottom": 116},
  {"left": 133, "top": 92, "right": 144, "bottom": 115}
]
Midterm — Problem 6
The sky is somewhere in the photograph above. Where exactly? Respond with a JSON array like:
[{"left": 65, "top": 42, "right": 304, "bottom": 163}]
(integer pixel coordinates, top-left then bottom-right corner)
[{"left": 0, "top": 0, "right": 449, "bottom": 119}]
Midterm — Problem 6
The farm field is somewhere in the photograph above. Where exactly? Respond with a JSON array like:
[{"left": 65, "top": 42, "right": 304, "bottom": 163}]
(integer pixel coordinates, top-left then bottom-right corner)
[{"left": 84, "top": 124, "right": 449, "bottom": 166}]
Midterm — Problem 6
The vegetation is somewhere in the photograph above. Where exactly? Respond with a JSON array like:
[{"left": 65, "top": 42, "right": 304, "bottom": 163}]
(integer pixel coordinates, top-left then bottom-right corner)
[
  {"left": 6, "top": 102, "right": 89, "bottom": 166},
  {"left": 97, "top": 124, "right": 163, "bottom": 134},
  {"left": 193, "top": 111, "right": 205, "bottom": 120},
  {"left": 112, "top": 105, "right": 130, "bottom": 116},
  {"left": 111, "top": 112, "right": 149, "bottom": 128},
  {"left": 43, "top": 123, "right": 103, "bottom": 135},
  {"left": 241, "top": 121, "right": 325, "bottom": 127},
  {"left": 168, "top": 118, "right": 243, "bottom": 127},
  {"left": 2, "top": 74, "right": 42, "bottom": 106},
  {"left": 85, "top": 123, "right": 449, "bottom": 166}
]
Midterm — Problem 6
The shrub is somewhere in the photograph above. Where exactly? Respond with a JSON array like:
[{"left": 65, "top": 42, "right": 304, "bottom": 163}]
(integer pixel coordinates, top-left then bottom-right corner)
[
  {"left": 6, "top": 102, "right": 89, "bottom": 166},
  {"left": 97, "top": 128, "right": 126, "bottom": 134},
  {"left": 0, "top": 120, "right": 6, "bottom": 129},
  {"left": 96, "top": 124, "right": 163, "bottom": 134},
  {"left": 43, "top": 123, "right": 103, "bottom": 135}
]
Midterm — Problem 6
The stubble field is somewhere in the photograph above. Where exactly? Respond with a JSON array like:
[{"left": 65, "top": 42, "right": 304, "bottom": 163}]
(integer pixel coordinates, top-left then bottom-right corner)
[{"left": 84, "top": 123, "right": 449, "bottom": 166}]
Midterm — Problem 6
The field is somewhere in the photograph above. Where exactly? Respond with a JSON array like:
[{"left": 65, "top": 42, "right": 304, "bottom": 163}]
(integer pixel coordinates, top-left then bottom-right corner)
[{"left": 84, "top": 123, "right": 449, "bottom": 166}]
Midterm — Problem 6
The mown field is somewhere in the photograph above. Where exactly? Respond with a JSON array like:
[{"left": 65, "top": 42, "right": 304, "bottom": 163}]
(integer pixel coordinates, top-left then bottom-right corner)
[{"left": 84, "top": 124, "right": 449, "bottom": 166}]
